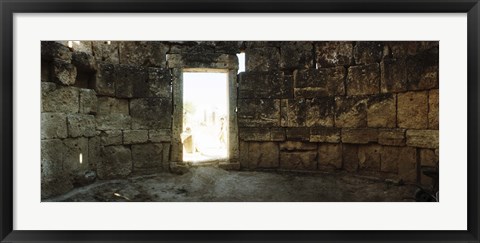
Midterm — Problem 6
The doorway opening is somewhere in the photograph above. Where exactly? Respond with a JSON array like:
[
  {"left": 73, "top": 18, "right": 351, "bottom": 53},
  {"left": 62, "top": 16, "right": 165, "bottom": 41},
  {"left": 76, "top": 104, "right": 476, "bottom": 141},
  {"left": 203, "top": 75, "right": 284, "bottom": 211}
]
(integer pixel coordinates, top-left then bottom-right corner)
[{"left": 182, "top": 72, "right": 229, "bottom": 163}]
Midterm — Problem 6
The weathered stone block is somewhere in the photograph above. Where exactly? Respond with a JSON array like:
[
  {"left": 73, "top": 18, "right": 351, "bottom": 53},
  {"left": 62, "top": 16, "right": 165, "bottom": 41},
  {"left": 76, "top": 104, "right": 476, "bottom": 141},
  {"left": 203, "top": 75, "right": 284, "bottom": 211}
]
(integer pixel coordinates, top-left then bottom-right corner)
[
  {"left": 42, "top": 84, "right": 79, "bottom": 113},
  {"left": 88, "top": 137, "right": 100, "bottom": 170},
  {"left": 169, "top": 41, "right": 216, "bottom": 54},
  {"left": 239, "top": 128, "right": 271, "bottom": 141},
  {"left": 380, "top": 58, "right": 408, "bottom": 93},
  {"left": 97, "top": 145, "right": 132, "bottom": 179},
  {"left": 406, "top": 130, "right": 439, "bottom": 148},
  {"left": 145, "top": 67, "right": 172, "bottom": 98},
  {"left": 41, "top": 41, "right": 72, "bottom": 62},
  {"left": 294, "top": 67, "right": 345, "bottom": 98},
  {"left": 100, "top": 130, "right": 123, "bottom": 146},
  {"left": 281, "top": 98, "right": 334, "bottom": 127},
  {"left": 270, "top": 128, "right": 286, "bottom": 141},
  {"left": 97, "top": 97, "right": 129, "bottom": 115},
  {"left": 123, "top": 130, "right": 149, "bottom": 144},
  {"left": 239, "top": 71, "right": 292, "bottom": 99},
  {"left": 380, "top": 146, "right": 417, "bottom": 182},
  {"left": 41, "top": 113, "right": 67, "bottom": 139},
  {"left": 52, "top": 59, "right": 77, "bottom": 86},
  {"left": 358, "top": 144, "right": 381, "bottom": 171},
  {"left": 279, "top": 141, "right": 317, "bottom": 151},
  {"left": 428, "top": 89, "right": 439, "bottom": 129},
  {"left": 280, "top": 151, "right": 317, "bottom": 170},
  {"left": 245, "top": 142, "right": 279, "bottom": 169},
  {"left": 318, "top": 143, "right": 342, "bottom": 169},
  {"left": 119, "top": 41, "right": 168, "bottom": 67},
  {"left": 378, "top": 129, "right": 405, "bottom": 146},
  {"left": 245, "top": 47, "right": 280, "bottom": 71},
  {"left": 63, "top": 137, "right": 90, "bottom": 173},
  {"left": 130, "top": 98, "right": 172, "bottom": 129},
  {"left": 316, "top": 41, "right": 353, "bottom": 68},
  {"left": 115, "top": 65, "right": 148, "bottom": 98},
  {"left": 67, "top": 114, "right": 96, "bottom": 137},
  {"left": 406, "top": 47, "right": 439, "bottom": 90},
  {"left": 72, "top": 51, "right": 96, "bottom": 72},
  {"left": 286, "top": 127, "right": 310, "bottom": 141},
  {"left": 94, "top": 63, "right": 115, "bottom": 96},
  {"left": 353, "top": 41, "right": 384, "bottom": 64},
  {"left": 334, "top": 96, "right": 367, "bottom": 128},
  {"left": 96, "top": 114, "right": 131, "bottom": 130},
  {"left": 341, "top": 128, "right": 378, "bottom": 144},
  {"left": 167, "top": 53, "right": 238, "bottom": 69},
  {"left": 213, "top": 41, "right": 243, "bottom": 54},
  {"left": 149, "top": 129, "right": 171, "bottom": 142},
  {"left": 41, "top": 139, "right": 66, "bottom": 177},
  {"left": 342, "top": 144, "right": 358, "bottom": 172},
  {"left": 132, "top": 143, "right": 164, "bottom": 169},
  {"left": 346, "top": 63, "right": 380, "bottom": 96},
  {"left": 310, "top": 127, "right": 340, "bottom": 143},
  {"left": 92, "top": 41, "right": 120, "bottom": 64},
  {"left": 79, "top": 89, "right": 97, "bottom": 114},
  {"left": 280, "top": 42, "right": 314, "bottom": 70},
  {"left": 397, "top": 91, "right": 428, "bottom": 129},
  {"left": 238, "top": 99, "right": 280, "bottom": 127},
  {"left": 367, "top": 94, "right": 396, "bottom": 128}
]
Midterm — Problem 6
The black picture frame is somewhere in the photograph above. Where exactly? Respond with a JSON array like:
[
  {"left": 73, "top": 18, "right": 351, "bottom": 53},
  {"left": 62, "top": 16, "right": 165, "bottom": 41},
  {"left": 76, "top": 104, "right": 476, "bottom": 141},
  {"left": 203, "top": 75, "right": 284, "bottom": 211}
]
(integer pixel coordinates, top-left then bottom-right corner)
[{"left": 1, "top": 1, "right": 479, "bottom": 242}]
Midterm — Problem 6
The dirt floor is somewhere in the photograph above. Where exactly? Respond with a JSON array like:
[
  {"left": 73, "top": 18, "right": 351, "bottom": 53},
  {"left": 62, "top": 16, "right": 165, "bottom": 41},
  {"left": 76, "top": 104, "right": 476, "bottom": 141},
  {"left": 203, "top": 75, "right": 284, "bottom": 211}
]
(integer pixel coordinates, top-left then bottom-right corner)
[{"left": 46, "top": 167, "right": 418, "bottom": 202}]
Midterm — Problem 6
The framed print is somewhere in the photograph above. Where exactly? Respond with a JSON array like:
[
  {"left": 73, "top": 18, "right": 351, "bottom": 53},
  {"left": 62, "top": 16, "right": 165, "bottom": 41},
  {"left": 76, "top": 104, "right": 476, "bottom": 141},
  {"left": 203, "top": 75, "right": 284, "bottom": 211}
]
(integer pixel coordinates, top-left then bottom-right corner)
[{"left": 1, "top": 0, "right": 479, "bottom": 242}]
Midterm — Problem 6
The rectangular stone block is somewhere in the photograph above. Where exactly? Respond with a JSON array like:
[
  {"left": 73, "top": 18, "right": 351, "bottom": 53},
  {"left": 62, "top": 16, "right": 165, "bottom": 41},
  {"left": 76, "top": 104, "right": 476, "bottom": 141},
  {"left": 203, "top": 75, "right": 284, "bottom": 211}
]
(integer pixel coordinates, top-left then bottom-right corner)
[
  {"left": 94, "top": 63, "right": 116, "bottom": 96},
  {"left": 245, "top": 142, "right": 279, "bottom": 169},
  {"left": 96, "top": 114, "right": 131, "bottom": 131},
  {"left": 144, "top": 67, "right": 172, "bottom": 98},
  {"left": 119, "top": 41, "right": 168, "bottom": 67},
  {"left": 397, "top": 91, "right": 428, "bottom": 129},
  {"left": 92, "top": 41, "right": 120, "bottom": 64},
  {"left": 130, "top": 98, "right": 172, "bottom": 129},
  {"left": 67, "top": 114, "right": 96, "bottom": 137},
  {"left": 239, "top": 128, "right": 271, "bottom": 141},
  {"left": 353, "top": 41, "right": 384, "bottom": 65},
  {"left": 341, "top": 128, "right": 378, "bottom": 144},
  {"left": 52, "top": 59, "right": 77, "bottom": 86},
  {"left": 42, "top": 83, "right": 79, "bottom": 113},
  {"left": 79, "top": 89, "right": 97, "bottom": 114},
  {"left": 41, "top": 113, "right": 67, "bottom": 139},
  {"left": 100, "top": 130, "right": 123, "bottom": 146},
  {"left": 428, "top": 89, "right": 439, "bottom": 129},
  {"left": 41, "top": 139, "right": 66, "bottom": 178},
  {"left": 406, "top": 47, "right": 439, "bottom": 90},
  {"left": 406, "top": 130, "right": 439, "bottom": 149},
  {"left": 279, "top": 151, "right": 317, "bottom": 170},
  {"left": 270, "top": 128, "right": 286, "bottom": 141},
  {"left": 286, "top": 127, "right": 310, "bottom": 141},
  {"left": 310, "top": 127, "right": 340, "bottom": 143},
  {"left": 167, "top": 53, "right": 238, "bottom": 69},
  {"left": 281, "top": 98, "right": 334, "bottom": 127},
  {"left": 367, "top": 94, "right": 396, "bottom": 128},
  {"left": 238, "top": 99, "right": 280, "bottom": 127},
  {"left": 318, "top": 143, "right": 342, "bottom": 169},
  {"left": 358, "top": 144, "right": 381, "bottom": 171},
  {"left": 346, "top": 64, "right": 380, "bottom": 96},
  {"left": 342, "top": 144, "right": 358, "bottom": 172},
  {"left": 149, "top": 129, "right": 171, "bottom": 142},
  {"left": 380, "top": 58, "right": 408, "bottom": 93},
  {"left": 293, "top": 66, "right": 346, "bottom": 98},
  {"left": 316, "top": 41, "right": 353, "bottom": 68},
  {"left": 123, "top": 130, "right": 149, "bottom": 144},
  {"left": 114, "top": 64, "right": 148, "bottom": 98},
  {"left": 334, "top": 96, "right": 367, "bottom": 128},
  {"left": 245, "top": 47, "right": 280, "bottom": 71},
  {"left": 98, "top": 145, "right": 132, "bottom": 179},
  {"left": 279, "top": 141, "right": 317, "bottom": 151},
  {"left": 62, "top": 137, "right": 90, "bottom": 173},
  {"left": 378, "top": 129, "right": 406, "bottom": 146},
  {"left": 97, "top": 97, "right": 129, "bottom": 115},
  {"left": 238, "top": 71, "right": 293, "bottom": 99},
  {"left": 132, "top": 143, "right": 164, "bottom": 169},
  {"left": 280, "top": 42, "right": 314, "bottom": 70},
  {"left": 380, "top": 146, "right": 417, "bottom": 182},
  {"left": 72, "top": 50, "right": 96, "bottom": 72}
]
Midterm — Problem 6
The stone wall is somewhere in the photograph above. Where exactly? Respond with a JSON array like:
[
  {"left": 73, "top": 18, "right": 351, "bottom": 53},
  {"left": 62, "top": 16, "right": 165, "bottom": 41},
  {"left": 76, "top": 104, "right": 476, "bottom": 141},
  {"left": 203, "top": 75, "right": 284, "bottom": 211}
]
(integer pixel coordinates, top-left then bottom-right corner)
[{"left": 41, "top": 41, "right": 439, "bottom": 199}]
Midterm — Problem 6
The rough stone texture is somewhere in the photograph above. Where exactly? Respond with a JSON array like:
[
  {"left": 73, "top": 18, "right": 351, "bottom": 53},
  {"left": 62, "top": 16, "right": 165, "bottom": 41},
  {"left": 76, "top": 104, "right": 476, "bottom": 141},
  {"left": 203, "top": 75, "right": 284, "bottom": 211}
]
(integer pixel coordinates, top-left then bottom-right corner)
[
  {"left": 238, "top": 99, "right": 280, "bottom": 127},
  {"left": 293, "top": 67, "right": 345, "bottom": 98},
  {"left": 346, "top": 63, "right": 380, "bottom": 96},
  {"left": 130, "top": 98, "right": 172, "bottom": 129},
  {"left": 41, "top": 41, "right": 72, "bottom": 62},
  {"left": 239, "top": 128, "right": 280, "bottom": 141},
  {"left": 63, "top": 137, "right": 90, "bottom": 173},
  {"left": 72, "top": 51, "right": 97, "bottom": 72},
  {"left": 316, "top": 41, "right": 353, "bottom": 68},
  {"left": 167, "top": 53, "right": 238, "bottom": 69},
  {"left": 149, "top": 129, "right": 171, "bottom": 142},
  {"left": 123, "top": 130, "right": 149, "bottom": 144},
  {"left": 378, "top": 129, "right": 406, "bottom": 146},
  {"left": 244, "top": 142, "right": 279, "bottom": 169},
  {"left": 119, "top": 42, "right": 168, "bottom": 67},
  {"left": 79, "top": 89, "right": 97, "bottom": 114},
  {"left": 41, "top": 139, "right": 66, "bottom": 179},
  {"left": 145, "top": 67, "right": 172, "bottom": 98},
  {"left": 96, "top": 114, "right": 131, "bottom": 131},
  {"left": 354, "top": 41, "right": 384, "bottom": 64},
  {"left": 100, "top": 130, "right": 123, "bottom": 146},
  {"left": 367, "top": 94, "right": 396, "bottom": 128},
  {"left": 397, "top": 91, "right": 428, "bottom": 129},
  {"left": 380, "top": 146, "right": 417, "bottom": 182},
  {"left": 41, "top": 113, "right": 68, "bottom": 139},
  {"left": 245, "top": 47, "right": 280, "bottom": 71},
  {"left": 334, "top": 96, "right": 367, "bottom": 128},
  {"left": 280, "top": 42, "right": 314, "bottom": 70},
  {"left": 429, "top": 89, "right": 439, "bottom": 129},
  {"left": 310, "top": 127, "right": 340, "bottom": 143},
  {"left": 358, "top": 144, "right": 381, "bottom": 171},
  {"left": 42, "top": 84, "right": 79, "bottom": 113},
  {"left": 380, "top": 58, "right": 408, "bottom": 93},
  {"left": 88, "top": 137, "right": 101, "bottom": 171},
  {"left": 239, "top": 71, "right": 292, "bottom": 99},
  {"left": 419, "top": 148, "right": 438, "bottom": 185},
  {"left": 95, "top": 63, "right": 116, "bottom": 96},
  {"left": 92, "top": 41, "right": 120, "bottom": 64},
  {"left": 279, "top": 141, "right": 317, "bottom": 151},
  {"left": 318, "top": 143, "right": 342, "bottom": 169},
  {"left": 280, "top": 151, "right": 317, "bottom": 170},
  {"left": 132, "top": 143, "right": 164, "bottom": 169},
  {"left": 115, "top": 65, "right": 148, "bottom": 98},
  {"left": 406, "top": 130, "right": 439, "bottom": 149},
  {"left": 342, "top": 144, "right": 358, "bottom": 172},
  {"left": 67, "top": 114, "right": 96, "bottom": 137},
  {"left": 97, "top": 97, "right": 129, "bottom": 115},
  {"left": 281, "top": 98, "right": 334, "bottom": 127},
  {"left": 285, "top": 127, "right": 310, "bottom": 141},
  {"left": 341, "top": 128, "right": 378, "bottom": 144},
  {"left": 406, "top": 47, "right": 439, "bottom": 90},
  {"left": 52, "top": 59, "right": 77, "bottom": 85},
  {"left": 97, "top": 145, "right": 132, "bottom": 179}
]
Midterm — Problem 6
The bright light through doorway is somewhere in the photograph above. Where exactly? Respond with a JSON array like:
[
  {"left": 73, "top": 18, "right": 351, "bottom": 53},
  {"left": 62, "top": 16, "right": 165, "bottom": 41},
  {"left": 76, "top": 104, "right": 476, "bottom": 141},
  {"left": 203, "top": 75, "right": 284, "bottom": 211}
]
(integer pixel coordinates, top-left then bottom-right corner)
[{"left": 182, "top": 72, "right": 229, "bottom": 163}]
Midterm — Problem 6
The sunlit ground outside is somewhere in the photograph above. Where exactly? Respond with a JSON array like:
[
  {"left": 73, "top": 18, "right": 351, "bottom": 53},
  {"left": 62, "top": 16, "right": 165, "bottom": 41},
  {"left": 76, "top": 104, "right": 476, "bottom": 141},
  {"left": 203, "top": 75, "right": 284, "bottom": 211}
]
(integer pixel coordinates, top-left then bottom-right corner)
[{"left": 182, "top": 72, "right": 229, "bottom": 163}]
